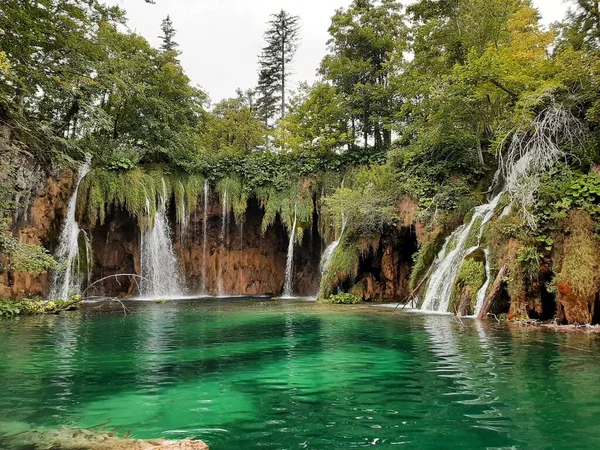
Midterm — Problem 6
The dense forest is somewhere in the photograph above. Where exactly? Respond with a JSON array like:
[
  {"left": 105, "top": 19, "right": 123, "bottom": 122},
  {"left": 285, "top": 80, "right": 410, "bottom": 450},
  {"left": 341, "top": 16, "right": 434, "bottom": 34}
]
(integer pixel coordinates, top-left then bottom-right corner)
[{"left": 1, "top": 0, "right": 600, "bottom": 324}]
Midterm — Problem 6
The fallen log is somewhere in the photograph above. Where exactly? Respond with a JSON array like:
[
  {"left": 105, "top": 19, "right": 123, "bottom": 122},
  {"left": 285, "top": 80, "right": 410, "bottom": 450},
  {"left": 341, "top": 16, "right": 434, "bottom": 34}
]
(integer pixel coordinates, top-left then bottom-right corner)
[{"left": 477, "top": 265, "right": 508, "bottom": 320}]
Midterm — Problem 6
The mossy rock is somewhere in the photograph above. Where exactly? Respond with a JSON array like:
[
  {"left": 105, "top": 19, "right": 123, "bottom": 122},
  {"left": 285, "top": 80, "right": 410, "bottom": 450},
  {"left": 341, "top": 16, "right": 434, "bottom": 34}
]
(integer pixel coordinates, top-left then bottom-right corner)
[
  {"left": 464, "top": 217, "right": 483, "bottom": 249},
  {"left": 449, "top": 256, "right": 486, "bottom": 314}
]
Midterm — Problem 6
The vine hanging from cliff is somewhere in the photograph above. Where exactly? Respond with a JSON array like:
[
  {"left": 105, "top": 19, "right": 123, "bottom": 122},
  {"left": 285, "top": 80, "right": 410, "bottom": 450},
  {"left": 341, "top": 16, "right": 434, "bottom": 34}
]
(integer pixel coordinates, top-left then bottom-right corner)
[{"left": 76, "top": 168, "right": 205, "bottom": 230}]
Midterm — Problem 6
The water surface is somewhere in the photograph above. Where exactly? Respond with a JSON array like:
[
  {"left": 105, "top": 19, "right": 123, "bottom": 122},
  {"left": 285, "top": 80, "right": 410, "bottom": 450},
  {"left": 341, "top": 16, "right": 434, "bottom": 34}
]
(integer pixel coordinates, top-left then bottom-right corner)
[{"left": 1, "top": 298, "right": 599, "bottom": 449}]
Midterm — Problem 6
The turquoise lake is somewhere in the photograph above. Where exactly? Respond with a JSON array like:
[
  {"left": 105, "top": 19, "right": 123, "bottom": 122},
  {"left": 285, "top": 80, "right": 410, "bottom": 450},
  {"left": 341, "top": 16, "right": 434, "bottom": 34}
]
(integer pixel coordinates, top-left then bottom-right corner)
[{"left": 1, "top": 298, "right": 599, "bottom": 449}]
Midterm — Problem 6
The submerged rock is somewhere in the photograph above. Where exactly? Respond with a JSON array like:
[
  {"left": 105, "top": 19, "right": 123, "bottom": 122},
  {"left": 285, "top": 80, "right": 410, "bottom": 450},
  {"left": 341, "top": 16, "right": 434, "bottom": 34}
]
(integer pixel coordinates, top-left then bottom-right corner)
[{"left": 2, "top": 426, "right": 209, "bottom": 450}]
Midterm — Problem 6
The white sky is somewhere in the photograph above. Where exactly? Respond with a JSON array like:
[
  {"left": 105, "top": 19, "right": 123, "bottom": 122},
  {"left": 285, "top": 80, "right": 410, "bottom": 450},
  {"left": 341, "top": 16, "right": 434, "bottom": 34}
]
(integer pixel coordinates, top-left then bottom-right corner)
[{"left": 107, "top": 0, "right": 572, "bottom": 104}]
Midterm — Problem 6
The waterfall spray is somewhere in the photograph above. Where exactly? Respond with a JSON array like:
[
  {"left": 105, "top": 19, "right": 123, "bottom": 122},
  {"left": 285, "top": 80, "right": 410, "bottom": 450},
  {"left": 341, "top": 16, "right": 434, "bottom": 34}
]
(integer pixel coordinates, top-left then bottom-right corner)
[
  {"left": 217, "top": 191, "right": 228, "bottom": 296},
  {"left": 201, "top": 179, "right": 209, "bottom": 293},
  {"left": 419, "top": 192, "right": 504, "bottom": 313},
  {"left": 319, "top": 213, "right": 347, "bottom": 276},
  {"left": 282, "top": 207, "right": 298, "bottom": 298},
  {"left": 49, "top": 160, "right": 92, "bottom": 300},
  {"left": 139, "top": 186, "right": 184, "bottom": 299}
]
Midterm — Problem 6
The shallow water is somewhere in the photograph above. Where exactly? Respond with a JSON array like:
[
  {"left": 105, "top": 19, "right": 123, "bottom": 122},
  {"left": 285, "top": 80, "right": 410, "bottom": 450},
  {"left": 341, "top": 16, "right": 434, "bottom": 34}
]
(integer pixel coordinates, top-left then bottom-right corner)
[{"left": 1, "top": 298, "right": 600, "bottom": 449}]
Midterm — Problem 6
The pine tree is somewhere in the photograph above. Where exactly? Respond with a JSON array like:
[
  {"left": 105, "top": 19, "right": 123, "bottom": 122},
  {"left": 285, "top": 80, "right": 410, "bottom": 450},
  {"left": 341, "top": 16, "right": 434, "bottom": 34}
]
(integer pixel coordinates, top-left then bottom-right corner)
[
  {"left": 256, "top": 10, "right": 300, "bottom": 122},
  {"left": 160, "top": 15, "right": 179, "bottom": 53},
  {"left": 256, "top": 68, "right": 280, "bottom": 126}
]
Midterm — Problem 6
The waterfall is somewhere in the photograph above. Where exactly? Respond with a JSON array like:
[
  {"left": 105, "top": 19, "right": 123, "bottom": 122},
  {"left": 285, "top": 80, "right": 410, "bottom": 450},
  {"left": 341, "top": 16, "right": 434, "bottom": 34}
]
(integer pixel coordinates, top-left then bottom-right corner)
[
  {"left": 49, "top": 160, "right": 92, "bottom": 300},
  {"left": 282, "top": 208, "right": 298, "bottom": 298},
  {"left": 201, "top": 179, "right": 209, "bottom": 293},
  {"left": 139, "top": 186, "right": 184, "bottom": 299},
  {"left": 217, "top": 191, "right": 228, "bottom": 296},
  {"left": 473, "top": 249, "right": 492, "bottom": 316},
  {"left": 420, "top": 192, "right": 504, "bottom": 313},
  {"left": 319, "top": 213, "right": 347, "bottom": 275},
  {"left": 178, "top": 180, "right": 188, "bottom": 239}
]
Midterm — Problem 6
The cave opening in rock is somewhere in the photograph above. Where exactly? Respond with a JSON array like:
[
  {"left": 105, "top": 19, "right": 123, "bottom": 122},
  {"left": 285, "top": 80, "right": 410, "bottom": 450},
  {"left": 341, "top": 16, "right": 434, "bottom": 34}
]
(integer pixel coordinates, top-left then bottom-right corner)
[{"left": 354, "top": 226, "right": 418, "bottom": 302}]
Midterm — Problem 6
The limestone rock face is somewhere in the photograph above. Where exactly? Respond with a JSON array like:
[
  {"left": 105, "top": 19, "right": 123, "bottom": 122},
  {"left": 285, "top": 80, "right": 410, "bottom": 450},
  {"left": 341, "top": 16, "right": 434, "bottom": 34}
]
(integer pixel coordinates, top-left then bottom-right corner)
[
  {"left": 557, "top": 282, "right": 595, "bottom": 325},
  {"left": 0, "top": 170, "right": 74, "bottom": 299},
  {"left": 351, "top": 227, "right": 417, "bottom": 302},
  {"left": 87, "top": 197, "right": 322, "bottom": 298}
]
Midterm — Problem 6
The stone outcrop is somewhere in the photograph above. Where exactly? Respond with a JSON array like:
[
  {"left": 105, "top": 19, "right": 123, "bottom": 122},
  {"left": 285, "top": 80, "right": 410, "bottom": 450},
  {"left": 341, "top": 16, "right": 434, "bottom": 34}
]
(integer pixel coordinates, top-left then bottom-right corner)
[
  {"left": 86, "top": 196, "right": 322, "bottom": 298},
  {"left": 1, "top": 425, "right": 209, "bottom": 450},
  {"left": 0, "top": 169, "right": 74, "bottom": 299},
  {"left": 555, "top": 211, "right": 600, "bottom": 325},
  {"left": 350, "top": 227, "right": 417, "bottom": 302}
]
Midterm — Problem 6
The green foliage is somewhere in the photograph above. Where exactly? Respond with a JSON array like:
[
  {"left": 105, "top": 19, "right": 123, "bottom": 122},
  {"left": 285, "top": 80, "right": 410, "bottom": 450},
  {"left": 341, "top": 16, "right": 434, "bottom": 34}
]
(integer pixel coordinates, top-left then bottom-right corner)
[
  {"left": 516, "top": 246, "right": 541, "bottom": 280},
  {"left": 556, "top": 210, "right": 600, "bottom": 301},
  {"left": 463, "top": 217, "right": 483, "bottom": 249},
  {"left": 217, "top": 176, "right": 247, "bottom": 223},
  {"left": 326, "top": 293, "right": 361, "bottom": 305},
  {"left": 258, "top": 181, "right": 314, "bottom": 241},
  {"left": 76, "top": 168, "right": 204, "bottom": 230},
  {"left": 450, "top": 255, "right": 486, "bottom": 314},
  {"left": 204, "top": 93, "right": 267, "bottom": 157},
  {"left": 537, "top": 168, "right": 600, "bottom": 227},
  {"left": 320, "top": 0, "right": 407, "bottom": 152},
  {"left": 409, "top": 228, "right": 445, "bottom": 290},
  {"left": 318, "top": 239, "right": 360, "bottom": 300},
  {"left": 323, "top": 165, "right": 404, "bottom": 239},
  {"left": 0, "top": 296, "right": 80, "bottom": 319},
  {"left": 0, "top": 219, "right": 57, "bottom": 275},
  {"left": 256, "top": 10, "right": 301, "bottom": 121},
  {"left": 277, "top": 82, "right": 351, "bottom": 153},
  {"left": 9, "top": 244, "right": 58, "bottom": 275}
]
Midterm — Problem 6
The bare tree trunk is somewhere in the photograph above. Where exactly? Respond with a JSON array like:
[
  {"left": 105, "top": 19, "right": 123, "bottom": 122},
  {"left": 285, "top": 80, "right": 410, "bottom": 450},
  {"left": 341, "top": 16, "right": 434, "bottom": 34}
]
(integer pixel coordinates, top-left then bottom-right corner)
[{"left": 476, "top": 137, "right": 485, "bottom": 167}]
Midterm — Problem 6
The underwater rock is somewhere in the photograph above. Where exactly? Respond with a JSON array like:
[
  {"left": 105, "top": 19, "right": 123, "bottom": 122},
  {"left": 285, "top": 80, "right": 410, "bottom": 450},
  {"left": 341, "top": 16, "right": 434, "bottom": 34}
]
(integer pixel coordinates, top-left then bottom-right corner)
[{"left": 2, "top": 426, "right": 209, "bottom": 450}]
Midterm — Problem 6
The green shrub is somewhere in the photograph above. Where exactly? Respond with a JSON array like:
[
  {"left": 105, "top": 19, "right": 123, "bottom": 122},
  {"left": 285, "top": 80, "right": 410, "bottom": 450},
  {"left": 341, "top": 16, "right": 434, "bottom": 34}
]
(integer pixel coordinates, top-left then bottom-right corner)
[
  {"left": 318, "top": 239, "right": 360, "bottom": 300},
  {"left": 409, "top": 228, "right": 445, "bottom": 290},
  {"left": 0, "top": 219, "right": 58, "bottom": 275},
  {"left": 0, "top": 296, "right": 81, "bottom": 319},
  {"left": 450, "top": 255, "right": 486, "bottom": 313},
  {"left": 326, "top": 293, "right": 361, "bottom": 304},
  {"left": 76, "top": 168, "right": 205, "bottom": 230}
]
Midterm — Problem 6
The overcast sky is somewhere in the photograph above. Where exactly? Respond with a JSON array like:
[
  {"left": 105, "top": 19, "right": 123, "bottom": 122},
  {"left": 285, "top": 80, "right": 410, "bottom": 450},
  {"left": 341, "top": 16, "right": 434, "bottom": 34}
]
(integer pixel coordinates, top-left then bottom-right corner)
[{"left": 107, "top": 0, "right": 571, "bottom": 104}]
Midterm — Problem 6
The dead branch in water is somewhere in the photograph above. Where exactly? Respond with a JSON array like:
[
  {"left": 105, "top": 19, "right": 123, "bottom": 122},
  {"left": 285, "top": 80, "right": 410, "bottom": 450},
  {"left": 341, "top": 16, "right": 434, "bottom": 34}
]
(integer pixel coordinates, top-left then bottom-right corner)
[{"left": 81, "top": 274, "right": 152, "bottom": 298}]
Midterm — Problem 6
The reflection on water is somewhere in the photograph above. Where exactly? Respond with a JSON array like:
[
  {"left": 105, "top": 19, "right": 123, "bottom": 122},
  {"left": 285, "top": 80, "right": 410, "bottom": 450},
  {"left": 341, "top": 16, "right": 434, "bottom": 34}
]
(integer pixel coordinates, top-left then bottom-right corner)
[{"left": 0, "top": 299, "right": 600, "bottom": 450}]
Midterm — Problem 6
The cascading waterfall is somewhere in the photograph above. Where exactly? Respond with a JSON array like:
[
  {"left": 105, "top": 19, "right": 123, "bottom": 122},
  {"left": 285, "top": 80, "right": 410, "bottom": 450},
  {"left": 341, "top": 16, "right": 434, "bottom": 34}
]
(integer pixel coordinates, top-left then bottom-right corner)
[
  {"left": 201, "top": 179, "right": 209, "bottom": 293},
  {"left": 217, "top": 191, "right": 228, "bottom": 296},
  {"left": 178, "top": 180, "right": 188, "bottom": 238},
  {"left": 473, "top": 249, "right": 492, "bottom": 316},
  {"left": 282, "top": 208, "right": 298, "bottom": 298},
  {"left": 319, "top": 213, "right": 347, "bottom": 275},
  {"left": 49, "top": 161, "right": 92, "bottom": 300},
  {"left": 139, "top": 182, "right": 184, "bottom": 299},
  {"left": 420, "top": 192, "right": 504, "bottom": 313}
]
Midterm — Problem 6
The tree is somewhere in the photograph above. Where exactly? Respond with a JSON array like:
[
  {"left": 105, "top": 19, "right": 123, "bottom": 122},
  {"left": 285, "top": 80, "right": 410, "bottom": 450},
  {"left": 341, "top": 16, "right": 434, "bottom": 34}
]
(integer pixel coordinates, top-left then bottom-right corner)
[
  {"left": 256, "top": 10, "right": 301, "bottom": 122},
  {"left": 320, "top": 0, "right": 407, "bottom": 152},
  {"left": 160, "top": 15, "right": 179, "bottom": 53},
  {"left": 277, "top": 82, "right": 350, "bottom": 154},
  {"left": 394, "top": 0, "right": 556, "bottom": 170},
  {"left": 204, "top": 94, "right": 266, "bottom": 156},
  {"left": 256, "top": 68, "right": 280, "bottom": 126},
  {"left": 563, "top": 0, "right": 600, "bottom": 49}
]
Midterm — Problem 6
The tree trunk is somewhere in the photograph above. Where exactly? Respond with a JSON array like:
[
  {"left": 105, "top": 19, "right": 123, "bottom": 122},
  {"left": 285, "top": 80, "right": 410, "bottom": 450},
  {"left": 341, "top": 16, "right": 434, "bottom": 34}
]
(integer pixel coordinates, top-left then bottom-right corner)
[
  {"left": 383, "top": 127, "right": 391, "bottom": 149},
  {"left": 477, "top": 265, "right": 508, "bottom": 320},
  {"left": 476, "top": 137, "right": 485, "bottom": 167}
]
